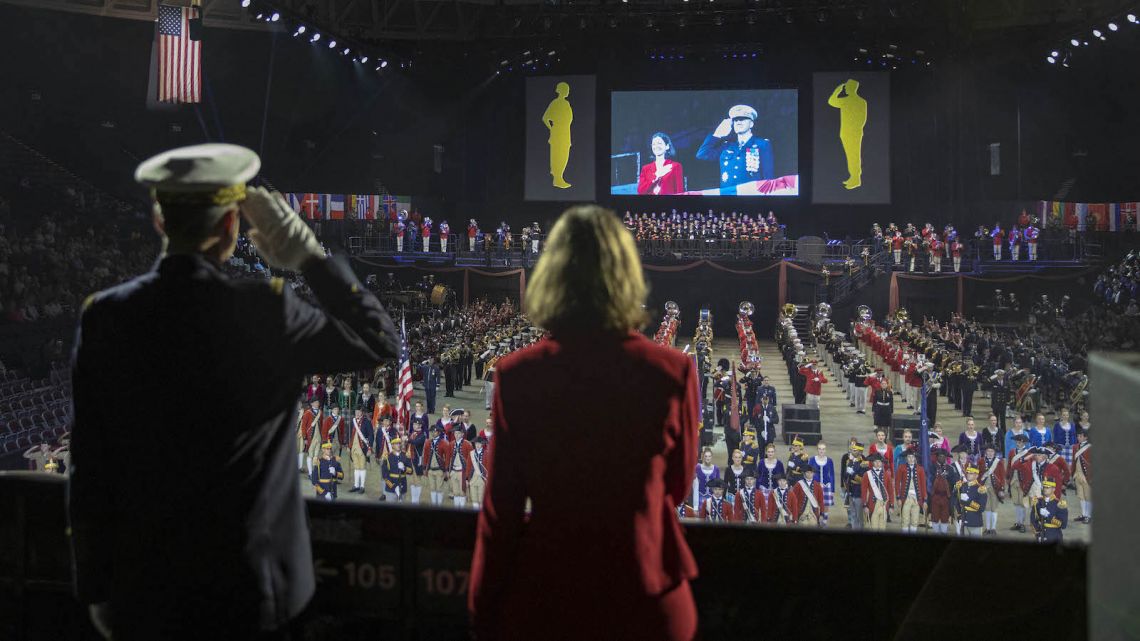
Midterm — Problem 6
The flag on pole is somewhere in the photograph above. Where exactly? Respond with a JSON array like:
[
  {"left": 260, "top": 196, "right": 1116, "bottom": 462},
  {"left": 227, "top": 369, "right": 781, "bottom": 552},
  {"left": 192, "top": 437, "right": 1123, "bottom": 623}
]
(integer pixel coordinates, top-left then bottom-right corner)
[
  {"left": 157, "top": 4, "right": 202, "bottom": 104},
  {"left": 299, "top": 193, "right": 322, "bottom": 220},
  {"left": 324, "top": 194, "right": 346, "bottom": 220},
  {"left": 397, "top": 316, "right": 414, "bottom": 430},
  {"left": 351, "top": 194, "right": 378, "bottom": 220},
  {"left": 728, "top": 363, "right": 740, "bottom": 435}
]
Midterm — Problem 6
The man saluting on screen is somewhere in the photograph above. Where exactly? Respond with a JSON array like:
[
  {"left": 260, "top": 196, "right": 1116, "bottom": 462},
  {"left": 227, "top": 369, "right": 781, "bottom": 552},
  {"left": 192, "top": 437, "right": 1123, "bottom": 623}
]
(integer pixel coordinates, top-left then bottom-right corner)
[{"left": 696, "top": 104, "right": 775, "bottom": 191}]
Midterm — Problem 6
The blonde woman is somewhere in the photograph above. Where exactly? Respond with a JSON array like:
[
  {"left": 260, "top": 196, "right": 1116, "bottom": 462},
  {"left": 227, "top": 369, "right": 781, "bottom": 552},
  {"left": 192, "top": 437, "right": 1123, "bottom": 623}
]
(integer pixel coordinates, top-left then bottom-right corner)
[{"left": 469, "top": 205, "right": 699, "bottom": 641}]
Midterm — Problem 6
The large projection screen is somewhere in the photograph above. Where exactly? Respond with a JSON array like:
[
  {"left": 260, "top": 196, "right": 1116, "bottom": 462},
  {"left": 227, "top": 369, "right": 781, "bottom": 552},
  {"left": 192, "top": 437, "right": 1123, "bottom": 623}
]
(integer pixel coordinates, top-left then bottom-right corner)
[
  {"left": 525, "top": 75, "right": 597, "bottom": 201},
  {"left": 611, "top": 89, "right": 799, "bottom": 197},
  {"left": 811, "top": 71, "right": 891, "bottom": 204}
]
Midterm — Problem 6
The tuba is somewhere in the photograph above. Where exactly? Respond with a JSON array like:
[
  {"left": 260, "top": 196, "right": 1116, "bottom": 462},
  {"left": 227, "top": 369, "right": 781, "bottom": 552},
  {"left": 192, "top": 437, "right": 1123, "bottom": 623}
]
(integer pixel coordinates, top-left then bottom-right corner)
[
  {"left": 739, "top": 301, "right": 755, "bottom": 317},
  {"left": 815, "top": 302, "right": 832, "bottom": 321},
  {"left": 782, "top": 303, "right": 798, "bottom": 319},
  {"left": 856, "top": 305, "right": 872, "bottom": 322},
  {"left": 665, "top": 300, "right": 680, "bottom": 318}
]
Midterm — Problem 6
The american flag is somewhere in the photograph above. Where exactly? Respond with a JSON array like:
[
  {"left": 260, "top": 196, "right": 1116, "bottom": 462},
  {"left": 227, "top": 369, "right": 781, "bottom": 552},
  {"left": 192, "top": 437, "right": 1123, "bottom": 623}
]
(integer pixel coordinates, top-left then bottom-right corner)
[
  {"left": 396, "top": 316, "right": 414, "bottom": 430},
  {"left": 157, "top": 4, "right": 201, "bottom": 104}
]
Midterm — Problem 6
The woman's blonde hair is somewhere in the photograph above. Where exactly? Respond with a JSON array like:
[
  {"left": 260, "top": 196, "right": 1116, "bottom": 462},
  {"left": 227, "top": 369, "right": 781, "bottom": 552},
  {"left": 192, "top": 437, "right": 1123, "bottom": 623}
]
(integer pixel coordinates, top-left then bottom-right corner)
[{"left": 525, "top": 205, "right": 648, "bottom": 334}]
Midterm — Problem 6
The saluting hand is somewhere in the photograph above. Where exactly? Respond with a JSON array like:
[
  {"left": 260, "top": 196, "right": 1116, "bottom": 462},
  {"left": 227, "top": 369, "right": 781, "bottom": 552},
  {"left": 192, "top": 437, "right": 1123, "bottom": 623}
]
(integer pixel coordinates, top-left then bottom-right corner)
[
  {"left": 240, "top": 186, "right": 325, "bottom": 272},
  {"left": 713, "top": 118, "right": 733, "bottom": 139}
]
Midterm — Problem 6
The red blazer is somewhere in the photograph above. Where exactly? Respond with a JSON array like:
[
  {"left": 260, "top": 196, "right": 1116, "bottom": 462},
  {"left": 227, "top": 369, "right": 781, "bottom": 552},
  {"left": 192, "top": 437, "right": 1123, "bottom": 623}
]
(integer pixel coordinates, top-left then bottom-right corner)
[
  {"left": 799, "top": 367, "right": 827, "bottom": 395},
  {"left": 438, "top": 438, "right": 473, "bottom": 490},
  {"left": 699, "top": 496, "right": 735, "bottom": 522},
  {"left": 637, "top": 160, "right": 685, "bottom": 195},
  {"left": 790, "top": 479, "right": 826, "bottom": 521},
  {"left": 1072, "top": 444, "right": 1090, "bottom": 482},
  {"left": 733, "top": 488, "right": 766, "bottom": 523},
  {"left": 469, "top": 331, "right": 699, "bottom": 640}
]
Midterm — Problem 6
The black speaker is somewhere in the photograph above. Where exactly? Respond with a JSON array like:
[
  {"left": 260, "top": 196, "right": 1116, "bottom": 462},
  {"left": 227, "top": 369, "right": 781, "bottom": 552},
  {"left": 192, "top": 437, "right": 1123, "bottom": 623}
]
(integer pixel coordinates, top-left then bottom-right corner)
[
  {"left": 890, "top": 415, "right": 923, "bottom": 445},
  {"left": 783, "top": 418, "right": 822, "bottom": 446},
  {"left": 782, "top": 404, "right": 820, "bottom": 421}
]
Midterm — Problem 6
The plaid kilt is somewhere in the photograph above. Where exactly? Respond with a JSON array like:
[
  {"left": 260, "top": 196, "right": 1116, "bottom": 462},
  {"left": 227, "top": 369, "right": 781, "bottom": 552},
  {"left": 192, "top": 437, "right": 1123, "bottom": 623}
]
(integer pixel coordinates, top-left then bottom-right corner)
[
  {"left": 1058, "top": 447, "right": 1073, "bottom": 465},
  {"left": 822, "top": 482, "right": 835, "bottom": 507}
]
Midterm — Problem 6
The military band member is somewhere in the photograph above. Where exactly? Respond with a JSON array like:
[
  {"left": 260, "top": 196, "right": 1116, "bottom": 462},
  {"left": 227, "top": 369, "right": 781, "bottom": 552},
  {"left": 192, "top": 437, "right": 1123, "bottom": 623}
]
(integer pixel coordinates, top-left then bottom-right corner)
[
  {"left": 442, "top": 429, "right": 473, "bottom": 508},
  {"left": 347, "top": 408, "right": 374, "bottom": 493},
  {"left": 301, "top": 399, "right": 322, "bottom": 472},
  {"left": 422, "top": 425, "right": 449, "bottom": 505},
  {"left": 791, "top": 466, "right": 827, "bottom": 527},
  {"left": 380, "top": 438, "right": 412, "bottom": 502},
  {"left": 439, "top": 220, "right": 450, "bottom": 253},
  {"left": 312, "top": 443, "right": 344, "bottom": 501},
  {"left": 468, "top": 219, "right": 478, "bottom": 252},
  {"left": 786, "top": 437, "right": 811, "bottom": 485},
  {"left": 770, "top": 474, "right": 793, "bottom": 526},
  {"left": 800, "top": 361, "right": 828, "bottom": 408},
  {"left": 810, "top": 441, "right": 836, "bottom": 526},
  {"left": 395, "top": 219, "right": 406, "bottom": 252},
  {"left": 894, "top": 450, "right": 927, "bottom": 534},
  {"left": 22, "top": 443, "right": 55, "bottom": 472},
  {"left": 871, "top": 376, "right": 894, "bottom": 430},
  {"left": 956, "top": 466, "right": 987, "bottom": 537},
  {"left": 1072, "top": 430, "right": 1091, "bottom": 523},
  {"left": 467, "top": 436, "right": 490, "bottom": 509},
  {"left": 421, "top": 217, "right": 433, "bottom": 253},
  {"left": 740, "top": 428, "right": 762, "bottom": 469},
  {"left": 989, "top": 370, "right": 1012, "bottom": 432},
  {"left": 841, "top": 441, "right": 868, "bottom": 529},
  {"left": 928, "top": 448, "right": 956, "bottom": 534},
  {"left": 753, "top": 395, "right": 779, "bottom": 447},
  {"left": 862, "top": 453, "right": 895, "bottom": 531},
  {"left": 977, "top": 443, "right": 1006, "bottom": 534},
  {"left": 1031, "top": 479, "right": 1068, "bottom": 543},
  {"left": 1044, "top": 442, "right": 1072, "bottom": 490},
  {"left": 402, "top": 418, "right": 426, "bottom": 503},
  {"left": 950, "top": 238, "right": 964, "bottom": 272},
  {"left": 1006, "top": 433, "right": 1033, "bottom": 532},
  {"left": 734, "top": 471, "right": 766, "bottom": 524},
  {"left": 321, "top": 404, "right": 345, "bottom": 455},
  {"left": 700, "top": 479, "right": 735, "bottom": 523}
]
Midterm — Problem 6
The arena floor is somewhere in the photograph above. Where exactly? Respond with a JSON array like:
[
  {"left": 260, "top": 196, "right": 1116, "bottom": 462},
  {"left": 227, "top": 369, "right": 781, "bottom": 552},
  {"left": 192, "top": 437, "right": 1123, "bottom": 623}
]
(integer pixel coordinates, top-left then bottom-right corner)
[{"left": 302, "top": 338, "right": 1091, "bottom": 544}]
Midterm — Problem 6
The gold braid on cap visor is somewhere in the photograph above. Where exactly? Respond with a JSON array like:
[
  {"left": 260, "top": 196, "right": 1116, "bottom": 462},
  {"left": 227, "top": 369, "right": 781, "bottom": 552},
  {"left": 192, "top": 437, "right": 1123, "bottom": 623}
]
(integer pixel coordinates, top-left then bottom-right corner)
[{"left": 153, "top": 183, "right": 247, "bottom": 206}]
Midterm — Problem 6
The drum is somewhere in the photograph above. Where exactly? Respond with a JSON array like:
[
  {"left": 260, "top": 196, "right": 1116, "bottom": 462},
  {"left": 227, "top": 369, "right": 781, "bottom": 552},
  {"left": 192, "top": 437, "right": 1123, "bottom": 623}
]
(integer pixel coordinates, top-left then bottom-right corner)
[{"left": 430, "top": 284, "right": 450, "bottom": 306}]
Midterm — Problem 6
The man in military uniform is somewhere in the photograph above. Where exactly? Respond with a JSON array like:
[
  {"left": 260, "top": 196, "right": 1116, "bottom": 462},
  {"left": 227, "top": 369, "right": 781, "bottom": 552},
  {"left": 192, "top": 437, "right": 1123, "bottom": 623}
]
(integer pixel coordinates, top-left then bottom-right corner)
[
  {"left": 301, "top": 399, "right": 323, "bottom": 473},
  {"left": 956, "top": 465, "right": 987, "bottom": 537},
  {"left": 312, "top": 442, "right": 345, "bottom": 501},
  {"left": 1006, "top": 433, "right": 1033, "bottom": 533},
  {"left": 977, "top": 443, "right": 1006, "bottom": 534},
  {"left": 699, "top": 479, "right": 735, "bottom": 523},
  {"left": 466, "top": 436, "right": 490, "bottom": 509},
  {"left": 1031, "top": 479, "right": 1068, "bottom": 543},
  {"left": 841, "top": 441, "right": 868, "bottom": 529},
  {"left": 380, "top": 437, "right": 412, "bottom": 502},
  {"left": 347, "top": 407, "right": 374, "bottom": 494},
  {"left": 696, "top": 104, "right": 775, "bottom": 193},
  {"left": 894, "top": 449, "right": 927, "bottom": 534},
  {"left": 1072, "top": 430, "right": 1091, "bottom": 523},
  {"left": 69, "top": 144, "right": 398, "bottom": 639},
  {"left": 928, "top": 448, "right": 957, "bottom": 534},
  {"left": 791, "top": 465, "right": 826, "bottom": 527},
  {"left": 422, "top": 424, "right": 449, "bottom": 505},
  {"left": 734, "top": 470, "right": 765, "bottom": 524},
  {"left": 786, "top": 436, "right": 810, "bottom": 485},
  {"left": 862, "top": 453, "right": 895, "bottom": 531},
  {"left": 990, "top": 369, "right": 1012, "bottom": 432},
  {"left": 442, "top": 429, "right": 473, "bottom": 508}
]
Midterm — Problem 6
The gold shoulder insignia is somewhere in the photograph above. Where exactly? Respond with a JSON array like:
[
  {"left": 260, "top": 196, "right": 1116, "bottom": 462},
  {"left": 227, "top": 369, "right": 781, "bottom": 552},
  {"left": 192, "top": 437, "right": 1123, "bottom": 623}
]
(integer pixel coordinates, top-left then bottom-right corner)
[
  {"left": 269, "top": 277, "right": 285, "bottom": 296},
  {"left": 1058, "top": 499, "right": 1068, "bottom": 509},
  {"left": 81, "top": 293, "right": 98, "bottom": 312},
  {"left": 977, "top": 486, "right": 987, "bottom": 494}
]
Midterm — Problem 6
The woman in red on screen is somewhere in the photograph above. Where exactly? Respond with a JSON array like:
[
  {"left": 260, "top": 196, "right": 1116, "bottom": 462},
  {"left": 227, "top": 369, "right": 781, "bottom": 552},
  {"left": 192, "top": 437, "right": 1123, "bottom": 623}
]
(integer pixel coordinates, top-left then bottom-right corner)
[
  {"left": 637, "top": 132, "right": 686, "bottom": 195},
  {"left": 468, "top": 206, "right": 699, "bottom": 641}
]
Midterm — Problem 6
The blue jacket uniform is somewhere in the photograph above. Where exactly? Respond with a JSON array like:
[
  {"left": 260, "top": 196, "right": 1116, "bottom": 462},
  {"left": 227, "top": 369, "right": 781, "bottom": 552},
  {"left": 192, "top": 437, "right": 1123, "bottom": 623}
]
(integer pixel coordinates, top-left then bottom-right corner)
[
  {"left": 696, "top": 134, "right": 775, "bottom": 190},
  {"left": 955, "top": 480, "right": 987, "bottom": 527},
  {"left": 312, "top": 456, "right": 344, "bottom": 500},
  {"left": 381, "top": 452, "right": 412, "bottom": 496},
  {"left": 757, "top": 384, "right": 778, "bottom": 406},
  {"left": 757, "top": 460, "right": 785, "bottom": 492},
  {"left": 1032, "top": 496, "right": 1068, "bottom": 542},
  {"left": 753, "top": 403, "right": 779, "bottom": 445}
]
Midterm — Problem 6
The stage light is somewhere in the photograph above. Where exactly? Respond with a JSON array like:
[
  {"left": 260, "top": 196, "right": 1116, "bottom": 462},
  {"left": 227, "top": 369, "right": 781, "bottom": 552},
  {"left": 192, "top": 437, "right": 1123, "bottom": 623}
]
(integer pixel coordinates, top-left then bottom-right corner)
[
  {"left": 1129, "top": 14, "right": 1137, "bottom": 23},
  {"left": 1047, "top": 55, "right": 1056, "bottom": 64},
  {"left": 1051, "top": 50, "right": 1059, "bottom": 57},
  {"left": 380, "top": 60, "right": 388, "bottom": 68},
  {"left": 1070, "top": 38, "right": 1080, "bottom": 46},
  {"left": 1109, "top": 22, "right": 1119, "bottom": 31},
  {"left": 360, "top": 56, "right": 368, "bottom": 63},
  {"left": 343, "top": 48, "right": 351, "bottom": 55},
  {"left": 310, "top": 33, "right": 320, "bottom": 42},
  {"left": 255, "top": 12, "right": 264, "bottom": 20},
  {"left": 270, "top": 12, "right": 280, "bottom": 22},
  {"left": 1092, "top": 28, "right": 1102, "bottom": 37},
  {"left": 241, "top": 0, "right": 250, "bottom": 6},
  {"left": 294, "top": 25, "right": 306, "bottom": 36},
  {"left": 714, "top": 14, "right": 724, "bottom": 26},
  {"left": 548, "top": 50, "right": 556, "bottom": 56},
  {"left": 328, "top": 40, "right": 336, "bottom": 48}
]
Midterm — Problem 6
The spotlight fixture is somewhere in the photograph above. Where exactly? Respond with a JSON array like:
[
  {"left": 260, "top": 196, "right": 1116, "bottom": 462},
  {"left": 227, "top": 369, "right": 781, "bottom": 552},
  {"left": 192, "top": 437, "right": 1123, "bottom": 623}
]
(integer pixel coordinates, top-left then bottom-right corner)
[
  {"left": 255, "top": 12, "right": 264, "bottom": 20},
  {"left": 1051, "top": 50, "right": 1059, "bottom": 57},
  {"left": 342, "top": 47, "right": 351, "bottom": 55},
  {"left": 270, "top": 12, "right": 279, "bottom": 21},
  {"left": 500, "top": 59, "right": 509, "bottom": 66},
  {"left": 310, "top": 33, "right": 321, "bottom": 42},
  {"left": 241, "top": 0, "right": 250, "bottom": 6},
  {"left": 1070, "top": 38, "right": 1080, "bottom": 46},
  {"left": 1092, "top": 28, "right": 1102, "bottom": 37},
  {"left": 293, "top": 26, "right": 305, "bottom": 37},
  {"left": 380, "top": 60, "right": 388, "bottom": 68},
  {"left": 328, "top": 40, "right": 336, "bottom": 48},
  {"left": 1129, "top": 14, "right": 1137, "bottom": 22},
  {"left": 1109, "top": 22, "right": 1118, "bottom": 31},
  {"left": 1046, "top": 55, "right": 1056, "bottom": 64},
  {"left": 360, "top": 56, "right": 368, "bottom": 63}
]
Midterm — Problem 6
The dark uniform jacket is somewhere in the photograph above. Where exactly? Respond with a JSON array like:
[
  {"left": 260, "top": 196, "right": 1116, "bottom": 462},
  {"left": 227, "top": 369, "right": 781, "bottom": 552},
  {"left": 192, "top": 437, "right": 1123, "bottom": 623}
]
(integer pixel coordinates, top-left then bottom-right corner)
[
  {"left": 69, "top": 254, "right": 397, "bottom": 638},
  {"left": 696, "top": 134, "right": 775, "bottom": 189}
]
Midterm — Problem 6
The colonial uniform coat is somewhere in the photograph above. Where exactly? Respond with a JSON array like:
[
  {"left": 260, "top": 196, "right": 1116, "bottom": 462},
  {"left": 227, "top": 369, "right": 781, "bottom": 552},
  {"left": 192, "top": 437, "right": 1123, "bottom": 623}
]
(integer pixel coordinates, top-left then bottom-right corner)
[
  {"left": 733, "top": 486, "right": 766, "bottom": 524},
  {"left": 467, "top": 446, "right": 490, "bottom": 505},
  {"left": 1072, "top": 442, "right": 1091, "bottom": 508},
  {"left": 861, "top": 467, "right": 895, "bottom": 530},
  {"left": 699, "top": 496, "right": 736, "bottom": 523},
  {"left": 894, "top": 463, "right": 928, "bottom": 529},
  {"left": 790, "top": 478, "right": 826, "bottom": 526}
]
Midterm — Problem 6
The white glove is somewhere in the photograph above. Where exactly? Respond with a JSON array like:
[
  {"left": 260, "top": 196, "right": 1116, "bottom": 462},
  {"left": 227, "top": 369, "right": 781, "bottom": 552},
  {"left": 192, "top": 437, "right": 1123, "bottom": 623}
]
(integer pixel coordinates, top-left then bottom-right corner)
[
  {"left": 397, "top": 462, "right": 405, "bottom": 471},
  {"left": 713, "top": 118, "right": 733, "bottom": 138},
  {"left": 240, "top": 186, "right": 325, "bottom": 272},
  {"left": 959, "top": 493, "right": 970, "bottom": 501},
  {"left": 1039, "top": 508, "right": 1050, "bottom": 517}
]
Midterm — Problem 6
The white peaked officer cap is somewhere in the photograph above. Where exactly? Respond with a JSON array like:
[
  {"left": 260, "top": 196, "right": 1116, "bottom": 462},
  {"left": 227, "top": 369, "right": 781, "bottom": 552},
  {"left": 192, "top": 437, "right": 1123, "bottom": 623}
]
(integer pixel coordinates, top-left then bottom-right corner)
[
  {"left": 728, "top": 105, "right": 758, "bottom": 120},
  {"left": 136, "top": 143, "right": 260, "bottom": 207}
]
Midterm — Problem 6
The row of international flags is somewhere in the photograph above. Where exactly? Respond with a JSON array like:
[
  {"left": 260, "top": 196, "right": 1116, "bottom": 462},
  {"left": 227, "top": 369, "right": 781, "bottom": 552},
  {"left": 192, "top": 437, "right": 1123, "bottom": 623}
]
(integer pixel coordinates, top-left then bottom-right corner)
[
  {"left": 284, "top": 193, "right": 412, "bottom": 221},
  {"left": 1036, "top": 201, "right": 1139, "bottom": 232}
]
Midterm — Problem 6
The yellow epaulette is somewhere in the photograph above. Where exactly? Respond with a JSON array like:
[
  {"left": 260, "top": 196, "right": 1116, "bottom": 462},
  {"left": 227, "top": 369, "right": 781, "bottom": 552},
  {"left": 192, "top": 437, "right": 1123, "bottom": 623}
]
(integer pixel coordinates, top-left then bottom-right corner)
[
  {"left": 81, "top": 293, "right": 99, "bottom": 312},
  {"left": 269, "top": 277, "right": 285, "bottom": 296},
  {"left": 977, "top": 485, "right": 987, "bottom": 494},
  {"left": 1058, "top": 499, "right": 1068, "bottom": 509}
]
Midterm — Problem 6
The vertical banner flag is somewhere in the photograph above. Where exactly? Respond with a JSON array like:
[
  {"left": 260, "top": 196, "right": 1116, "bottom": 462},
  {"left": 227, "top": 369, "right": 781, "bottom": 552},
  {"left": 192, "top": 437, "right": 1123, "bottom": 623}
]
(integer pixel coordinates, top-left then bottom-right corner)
[
  {"left": 299, "top": 193, "right": 322, "bottom": 220},
  {"left": 350, "top": 195, "right": 378, "bottom": 220},
  {"left": 156, "top": 4, "right": 202, "bottom": 104},
  {"left": 324, "top": 194, "right": 346, "bottom": 220},
  {"left": 397, "top": 316, "right": 414, "bottom": 429}
]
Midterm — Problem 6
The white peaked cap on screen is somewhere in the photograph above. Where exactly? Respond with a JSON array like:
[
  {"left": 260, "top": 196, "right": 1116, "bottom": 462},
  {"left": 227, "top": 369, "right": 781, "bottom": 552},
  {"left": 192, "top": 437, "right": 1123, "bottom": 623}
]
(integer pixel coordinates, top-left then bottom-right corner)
[
  {"left": 728, "top": 105, "right": 758, "bottom": 120},
  {"left": 135, "top": 143, "right": 260, "bottom": 205}
]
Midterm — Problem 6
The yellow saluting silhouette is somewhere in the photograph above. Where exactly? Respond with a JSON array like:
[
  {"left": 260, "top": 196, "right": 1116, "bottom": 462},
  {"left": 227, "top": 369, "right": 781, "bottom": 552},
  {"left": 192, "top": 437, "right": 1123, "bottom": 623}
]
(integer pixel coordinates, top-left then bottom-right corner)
[
  {"left": 827, "top": 79, "right": 867, "bottom": 190},
  {"left": 542, "top": 82, "right": 573, "bottom": 189}
]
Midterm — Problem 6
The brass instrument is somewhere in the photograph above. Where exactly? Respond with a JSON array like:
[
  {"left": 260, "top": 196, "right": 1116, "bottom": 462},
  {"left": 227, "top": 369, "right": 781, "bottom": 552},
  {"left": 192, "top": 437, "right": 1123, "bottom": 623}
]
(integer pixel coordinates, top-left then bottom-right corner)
[
  {"left": 782, "top": 303, "right": 798, "bottom": 319},
  {"left": 665, "top": 300, "right": 680, "bottom": 318},
  {"left": 739, "top": 301, "right": 755, "bottom": 317},
  {"left": 856, "top": 305, "right": 872, "bottom": 322},
  {"left": 815, "top": 302, "right": 832, "bottom": 321}
]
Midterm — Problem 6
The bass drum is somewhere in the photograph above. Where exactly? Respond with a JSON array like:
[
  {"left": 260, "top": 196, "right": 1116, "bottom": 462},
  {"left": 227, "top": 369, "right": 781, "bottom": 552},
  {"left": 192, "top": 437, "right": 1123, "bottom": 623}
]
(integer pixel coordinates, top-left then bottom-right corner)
[{"left": 430, "top": 284, "right": 451, "bottom": 306}]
